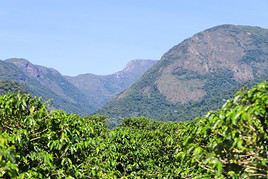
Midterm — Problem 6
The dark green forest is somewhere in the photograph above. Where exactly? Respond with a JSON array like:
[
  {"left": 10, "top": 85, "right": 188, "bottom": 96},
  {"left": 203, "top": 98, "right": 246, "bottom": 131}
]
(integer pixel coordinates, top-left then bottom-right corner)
[{"left": 0, "top": 82, "right": 268, "bottom": 178}]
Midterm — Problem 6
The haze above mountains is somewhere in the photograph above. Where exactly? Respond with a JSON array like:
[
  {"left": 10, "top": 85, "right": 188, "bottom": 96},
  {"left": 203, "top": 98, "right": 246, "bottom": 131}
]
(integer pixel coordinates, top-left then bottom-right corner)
[{"left": 1, "top": 24, "right": 268, "bottom": 122}]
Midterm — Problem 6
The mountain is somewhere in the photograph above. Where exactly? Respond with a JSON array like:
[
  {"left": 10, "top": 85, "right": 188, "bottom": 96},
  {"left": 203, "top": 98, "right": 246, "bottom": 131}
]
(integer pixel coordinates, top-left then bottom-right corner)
[
  {"left": 1, "top": 58, "right": 93, "bottom": 114},
  {"left": 65, "top": 59, "right": 157, "bottom": 108},
  {"left": 0, "top": 59, "right": 28, "bottom": 81},
  {"left": 99, "top": 24, "right": 268, "bottom": 121},
  {"left": 0, "top": 58, "right": 156, "bottom": 114}
]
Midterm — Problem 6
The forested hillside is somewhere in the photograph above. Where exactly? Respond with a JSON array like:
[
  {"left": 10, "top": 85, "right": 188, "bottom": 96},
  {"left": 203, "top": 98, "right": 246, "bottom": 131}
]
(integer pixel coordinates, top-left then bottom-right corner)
[
  {"left": 99, "top": 25, "right": 268, "bottom": 121},
  {"left": 1, "top": 82, "right": 267, "bottom": 178}
]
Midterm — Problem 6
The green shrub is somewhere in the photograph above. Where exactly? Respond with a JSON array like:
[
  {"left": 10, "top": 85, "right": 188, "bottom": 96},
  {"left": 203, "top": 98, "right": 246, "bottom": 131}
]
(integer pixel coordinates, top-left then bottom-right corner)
[{"left": 0, "top": 82, "right": 268, "bottom": 178}]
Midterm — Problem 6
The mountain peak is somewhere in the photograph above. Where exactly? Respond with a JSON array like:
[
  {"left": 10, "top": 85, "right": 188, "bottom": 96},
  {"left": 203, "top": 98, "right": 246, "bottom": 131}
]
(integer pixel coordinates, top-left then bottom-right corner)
[
  {"left": 6, "top": 58, "right": 60, "bottom": 78},
  {"left": 6, "top": 58, "right": 41, "bottom": 77},
  {"left": 65, "top": 59, "right": 157, "bottom": 108},
  {"left": 203, "top": 24, "right": 266, "bottom": 33},
  {"left": 122, "top": 59, "right": 157, "bottom": 73},
  {"left": 5, "top": 58, "right": 32, "bottom": 66},
  {"left": 99, "top": 25, "right": 268, "bottom": 121}
]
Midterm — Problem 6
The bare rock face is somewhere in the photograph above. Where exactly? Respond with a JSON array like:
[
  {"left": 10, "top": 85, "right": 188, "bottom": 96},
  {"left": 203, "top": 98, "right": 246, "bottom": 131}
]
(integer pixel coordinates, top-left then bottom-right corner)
[
  {"left": 99, "top": 25, "right": 268, "bottom": 121},
  {"left": 155, "top": 25, "right": 257, "bottom": 104}
]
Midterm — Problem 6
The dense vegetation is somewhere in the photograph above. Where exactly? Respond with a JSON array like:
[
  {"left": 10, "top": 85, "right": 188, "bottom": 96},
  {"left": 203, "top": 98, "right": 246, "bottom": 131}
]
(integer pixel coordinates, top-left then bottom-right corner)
[
  {"left": 0, "top": 80, "right": 26, "bottom": 95},
  {"left": 1, "top": 82, "right": 268, "bottom": 178}
]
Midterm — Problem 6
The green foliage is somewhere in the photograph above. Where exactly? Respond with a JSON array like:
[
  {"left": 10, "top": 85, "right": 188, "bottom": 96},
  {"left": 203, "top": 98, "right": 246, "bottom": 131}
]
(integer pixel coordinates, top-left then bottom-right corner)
[
  {"left": 1, "top": 82, "right": 268, "bottom": 178},
  {"left": 174, "top": 82, "right": 268, "bottom": 178},
  {"left": 0, "top": 80, "right": 26, "bottom": 95},
  {"left": 0, "top": 93, "right": 107, "bottom": 178}
]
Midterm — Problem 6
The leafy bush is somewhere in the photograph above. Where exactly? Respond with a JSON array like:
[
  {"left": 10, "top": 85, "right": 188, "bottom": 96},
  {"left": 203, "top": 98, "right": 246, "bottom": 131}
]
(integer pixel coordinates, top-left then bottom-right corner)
[
  {"left": 0, "top": 93, "right": 107, "bottom": 178},
  {"left": 174, "top": 82, "right": 268, "bottom": 178},
  {"left": 0, "top": 82, "right": 268, "bottom": 178},
  {"left": 0, "top": 80, "right": 26, "bottom": 95}
]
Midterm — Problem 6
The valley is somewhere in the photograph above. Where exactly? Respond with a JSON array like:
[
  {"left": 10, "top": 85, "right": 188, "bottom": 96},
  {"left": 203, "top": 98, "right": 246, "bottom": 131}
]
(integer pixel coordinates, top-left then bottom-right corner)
[{"left": 1, "top": 24, "right": 268, "bottom": 178}]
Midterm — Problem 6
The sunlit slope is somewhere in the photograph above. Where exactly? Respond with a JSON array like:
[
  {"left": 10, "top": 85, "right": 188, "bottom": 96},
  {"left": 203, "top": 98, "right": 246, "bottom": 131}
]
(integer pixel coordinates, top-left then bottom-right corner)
[{"left": 100, "top": 25, "right": 268, "bottom": 121}]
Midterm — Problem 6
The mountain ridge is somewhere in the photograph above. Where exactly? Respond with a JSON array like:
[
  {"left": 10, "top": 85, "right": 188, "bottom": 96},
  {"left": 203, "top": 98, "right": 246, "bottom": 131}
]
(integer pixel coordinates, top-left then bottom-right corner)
[
  {"left": 0, "top": 58, "right": 157, "bottom": 114},
  {"left": 99, "top": 24, "right": 268, "bottom": 121},
  {"left": 65, "top": 59, "right": 157, "bottom": 108}
]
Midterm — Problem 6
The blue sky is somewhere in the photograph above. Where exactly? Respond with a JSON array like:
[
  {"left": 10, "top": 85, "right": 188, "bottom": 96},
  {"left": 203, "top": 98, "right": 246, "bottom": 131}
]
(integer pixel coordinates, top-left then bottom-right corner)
[{"left": 1, "top": 0, "right": 268, "bottom": 75}]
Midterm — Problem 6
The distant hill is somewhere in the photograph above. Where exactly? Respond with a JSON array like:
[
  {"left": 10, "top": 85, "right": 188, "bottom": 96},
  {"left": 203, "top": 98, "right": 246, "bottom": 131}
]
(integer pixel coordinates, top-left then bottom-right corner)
[
  {"left": 99, "top": 24, "right": 268, "bottom": 121},
  {"left": 0, "top": 58, "right": 156, "bottom": 114},
  {"left": 2, "top": 58, "right": 92, "bottom": 114},
  {"left": 65, "top": 59, "right": 157, "bottom": 108}
]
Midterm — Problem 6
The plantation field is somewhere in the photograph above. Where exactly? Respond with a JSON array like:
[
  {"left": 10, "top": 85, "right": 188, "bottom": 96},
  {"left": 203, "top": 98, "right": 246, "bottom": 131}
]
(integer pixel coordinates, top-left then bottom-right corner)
[{"left": 0, "top": 82, "right": 268, "bottom": 178}]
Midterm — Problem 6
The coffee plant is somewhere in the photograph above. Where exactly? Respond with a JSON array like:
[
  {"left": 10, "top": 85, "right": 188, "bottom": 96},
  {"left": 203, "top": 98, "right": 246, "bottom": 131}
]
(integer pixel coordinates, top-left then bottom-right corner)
[{"left": 0, "top": 82, "right": 268, "bottom": 178}]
